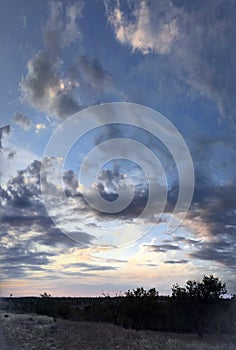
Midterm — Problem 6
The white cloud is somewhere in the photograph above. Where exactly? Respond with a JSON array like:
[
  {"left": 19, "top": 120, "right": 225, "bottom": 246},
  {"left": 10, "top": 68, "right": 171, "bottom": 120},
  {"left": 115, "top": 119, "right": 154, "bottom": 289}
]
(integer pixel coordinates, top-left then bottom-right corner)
[
  {"left": 106, "top": 0, "right": 179, "bottom": 54},
  {"left": 35, "top": 123, "right": 47, "bottom": 133}
]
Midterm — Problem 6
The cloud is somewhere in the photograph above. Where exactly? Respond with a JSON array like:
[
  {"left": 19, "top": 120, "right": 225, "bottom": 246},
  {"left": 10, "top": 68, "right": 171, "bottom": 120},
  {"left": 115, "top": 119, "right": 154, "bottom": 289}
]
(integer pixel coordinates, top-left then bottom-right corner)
[
  {"left": 20, "top": 1, "right": 83, "bottom": 119},
  {"left": 0, "top": 159, "right": 98, "bottom": 280},
  {"left": 96, "top": 166, "right": 126, "bottom": 196},
  {"left": 106, "top": 0, "right": 236, "bottom": 124},
  {"left": 44, "top": 1, "right": 82, "bottom": 53},
  {"left": 69, "top": 54, "right": 118, "bottom": 104},
  {"left": 1, "top": 158, "right": 235, "bottom": 292},
  {"left": 145, "top": 244, "right": 181, "bottom": 253},
  {"left": 0, "top": 125, "right": 10, "bottom": 150},
  {"left": 172, "top": 0, "right": 236, "bottom": 123},
  {"left": 0, "top": 159, "right": 93, "bottom": 246},
  {"left": 20, "top": 51, "right": 80, "bottom": 119},
  {"left": 164, "top": 259, "right": 188, "bottom": 264},
  {"left": 181, "top": 177, "right": 236, "bottom": 268},
  {"left": 190, "top": 245, "right": 236, "bottom": 268},
  {"left": 1, "top": 151, "right": 235, "bottom": 287},
  {"left": 77, "top": 55, "right": 110, "bottom": 90},
  {"left": 62, "top": 169, "right": 79, "bottom": 195},
  {"left": 63, "top": 262, "right": 118, "bottom": 272},
  {"left": 105, "top": 0, "right": 179, "bottom": 54},
  {"left": 7, "top": 151, "right": 16, "bottom": 160},
  {"left": 0, "top": 125, "right": 15, "bottom": 181},
  {"left": 2, "top": 145, "right": 235, "bottom": 274},
  {"left": 35, "top": 123, "right": 46, "bottom": 133},
  {"left": 190, "top": 182, "right": 236, "bottom": 237},
  {"left": 20, "top": 1, "right": 119, "bottom": 118},
  {"left": 13, "top": 113, "right": 32, "bottom": 131}
]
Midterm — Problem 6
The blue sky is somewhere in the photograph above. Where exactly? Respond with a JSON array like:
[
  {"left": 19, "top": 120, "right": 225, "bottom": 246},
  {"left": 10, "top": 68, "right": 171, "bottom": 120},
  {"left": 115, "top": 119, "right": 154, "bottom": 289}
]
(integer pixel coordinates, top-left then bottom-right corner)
[{"left": 0, "top": 0, "right": 236, "bottom": 297}]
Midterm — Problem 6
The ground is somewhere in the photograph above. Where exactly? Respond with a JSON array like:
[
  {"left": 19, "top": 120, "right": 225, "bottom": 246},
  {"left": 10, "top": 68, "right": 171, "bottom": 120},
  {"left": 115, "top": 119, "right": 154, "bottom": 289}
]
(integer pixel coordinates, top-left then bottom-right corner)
[{"left": 0, "top": 312, "right": 235, "bottom": 350}]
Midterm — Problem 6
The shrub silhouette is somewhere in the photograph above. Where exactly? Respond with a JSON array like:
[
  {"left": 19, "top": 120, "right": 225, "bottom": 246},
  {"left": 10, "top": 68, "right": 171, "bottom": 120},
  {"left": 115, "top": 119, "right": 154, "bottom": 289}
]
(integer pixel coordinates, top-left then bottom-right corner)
[
  {"left": 171, "top": 275, "right": 227, "bottom": 336},
  {"left": 121, "top": 287, "right": 159, "bottom": 330},
  {"left": 8, "top": 276, "right": 234, "bottom": 336}
]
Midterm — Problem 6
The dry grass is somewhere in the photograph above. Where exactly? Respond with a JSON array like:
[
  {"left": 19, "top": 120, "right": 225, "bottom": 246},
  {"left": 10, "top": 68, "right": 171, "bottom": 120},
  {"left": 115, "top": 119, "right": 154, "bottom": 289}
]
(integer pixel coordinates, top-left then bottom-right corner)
[{"left": 1, "top": 311, "right": 235, "bottom": 350}]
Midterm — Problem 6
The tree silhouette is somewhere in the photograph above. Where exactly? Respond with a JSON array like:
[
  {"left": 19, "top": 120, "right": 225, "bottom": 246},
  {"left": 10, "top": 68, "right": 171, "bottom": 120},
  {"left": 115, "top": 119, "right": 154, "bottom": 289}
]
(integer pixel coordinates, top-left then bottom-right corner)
[
  {"left": 40, "top": 292, "right": 52, "bottom": 298},
  {"left": 171, "top": 275, "right": 227, "bottom": 336},
  {"left": 123, "top": 287, "right": 159, "bottom": 330}
]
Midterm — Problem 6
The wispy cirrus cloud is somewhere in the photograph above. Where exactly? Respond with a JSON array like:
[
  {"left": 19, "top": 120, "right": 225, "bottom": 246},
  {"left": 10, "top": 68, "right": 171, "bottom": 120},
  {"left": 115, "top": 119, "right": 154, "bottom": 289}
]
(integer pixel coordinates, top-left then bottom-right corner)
[
  {"left": 106, "top": 0, "right": 236, "bottom": 124},
  {"left": 44, "top": 0, "right": 83, "bottom": 53}
]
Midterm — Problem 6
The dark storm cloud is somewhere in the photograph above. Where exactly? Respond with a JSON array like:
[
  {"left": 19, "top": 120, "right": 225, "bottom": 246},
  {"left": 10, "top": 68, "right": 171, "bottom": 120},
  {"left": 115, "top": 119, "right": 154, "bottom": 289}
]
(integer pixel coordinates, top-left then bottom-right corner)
[{"left": 13, "top": 112, "right": 32, "bottom": 131}]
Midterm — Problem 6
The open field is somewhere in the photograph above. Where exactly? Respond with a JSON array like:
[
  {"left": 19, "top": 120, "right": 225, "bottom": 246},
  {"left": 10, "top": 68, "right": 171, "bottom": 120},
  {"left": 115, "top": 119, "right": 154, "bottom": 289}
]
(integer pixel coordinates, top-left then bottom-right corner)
[{"left": 1, "top": 311, "right": 236, "bottom": 350}]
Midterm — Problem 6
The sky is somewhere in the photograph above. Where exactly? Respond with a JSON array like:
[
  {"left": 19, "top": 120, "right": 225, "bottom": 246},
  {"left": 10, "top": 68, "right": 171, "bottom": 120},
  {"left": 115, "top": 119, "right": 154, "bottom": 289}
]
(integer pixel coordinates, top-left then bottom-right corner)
[{"left": 0, "top": 0, "right": 236, "bottom": 297}]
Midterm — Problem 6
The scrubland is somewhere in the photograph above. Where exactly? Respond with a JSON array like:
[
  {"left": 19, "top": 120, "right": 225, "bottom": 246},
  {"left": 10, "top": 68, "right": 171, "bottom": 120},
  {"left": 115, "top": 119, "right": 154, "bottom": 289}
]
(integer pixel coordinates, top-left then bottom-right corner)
[{"left": 1, "top": 311, "right": 235, "bottom": 350}]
